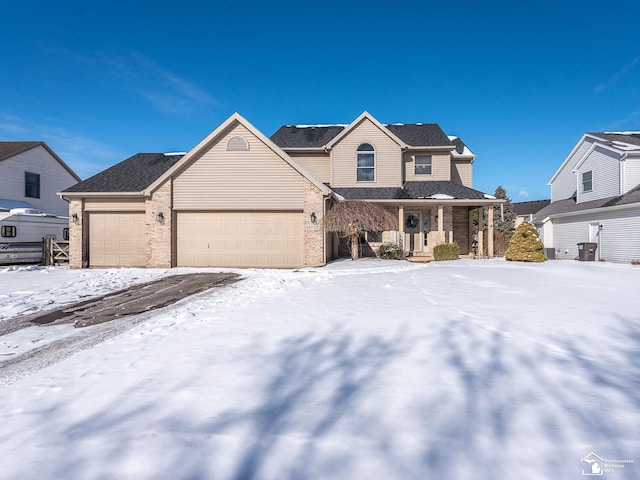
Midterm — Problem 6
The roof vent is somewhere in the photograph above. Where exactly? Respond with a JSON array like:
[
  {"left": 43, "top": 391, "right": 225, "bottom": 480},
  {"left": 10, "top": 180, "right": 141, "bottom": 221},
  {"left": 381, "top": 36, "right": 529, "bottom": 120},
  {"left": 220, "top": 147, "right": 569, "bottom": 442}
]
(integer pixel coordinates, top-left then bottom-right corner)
[{"left": 227, "top": 136, "right": 250, "bottom": 151}]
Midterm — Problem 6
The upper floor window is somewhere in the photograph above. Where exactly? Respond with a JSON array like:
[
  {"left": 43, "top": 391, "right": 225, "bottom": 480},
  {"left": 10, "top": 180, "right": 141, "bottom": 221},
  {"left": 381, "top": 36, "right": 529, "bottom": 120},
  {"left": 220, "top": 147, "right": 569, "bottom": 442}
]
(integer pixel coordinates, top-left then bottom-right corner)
[
  {"left": 25, "top": 172, "right": 40, "bottom": 198},
  {"left": 357, "top": 143, "right": 375, "bottom": 182},
  {"left": 415, "top": 155, "right": 432, "bottom": 175},
  {"left": 582, "top": 170, "right": 593, "bottom": 192},
  {"left": 227, "top": 136, "right": 250, "bottom": 151}
]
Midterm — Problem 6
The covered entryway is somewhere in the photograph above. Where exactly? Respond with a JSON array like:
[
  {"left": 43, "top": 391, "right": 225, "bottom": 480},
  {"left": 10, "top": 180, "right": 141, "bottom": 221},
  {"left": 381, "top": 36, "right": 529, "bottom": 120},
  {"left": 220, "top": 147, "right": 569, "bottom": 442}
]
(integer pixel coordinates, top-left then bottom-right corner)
[
  {"left": 88, "top": 212, "right": 146, "bottom": 267},
  {"left": 176, "top": 211, "right": 304, "bottom": 268}
]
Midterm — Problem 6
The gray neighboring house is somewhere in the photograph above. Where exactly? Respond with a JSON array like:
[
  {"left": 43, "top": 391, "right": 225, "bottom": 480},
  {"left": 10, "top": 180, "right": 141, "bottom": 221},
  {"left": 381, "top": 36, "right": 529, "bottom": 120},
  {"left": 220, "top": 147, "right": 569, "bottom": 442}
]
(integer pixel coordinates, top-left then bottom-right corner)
[
  {"left": 0, "top": 141, "right": 80, "bottom": 216},
  {"left": 533, "top": 132, "right": 640, "bottom": 263}
]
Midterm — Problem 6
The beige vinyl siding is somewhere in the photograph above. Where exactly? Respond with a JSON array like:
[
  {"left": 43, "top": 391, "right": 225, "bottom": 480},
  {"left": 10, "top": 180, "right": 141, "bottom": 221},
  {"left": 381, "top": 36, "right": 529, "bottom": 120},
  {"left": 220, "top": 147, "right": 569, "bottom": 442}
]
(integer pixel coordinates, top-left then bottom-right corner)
[
  {"left": 88, "top": 212, "right": 146, "bottom": 267},
  {"left": 287, "top": 152, "right": 330, "bottom": 183},
  {"left": 173, "top": 123, "right": 305, "bottom": 210},
  {"left": 451, "top": 160, "right": 473, "bottom": 187},
  {"left": 331, "top": 118, "right": 402, "bottom": 187},
  {"left": 403, "top": 152, "right": 452, "bottom": 182},
  {"left": 0, "top": 145, "right": 78, "bottom": 216},
  {"left": 576, "top": 146, "right": 620, "bottom": 203},
  {"left": 83, "top": 197, "right": 146, "bottom": 211},
  {"left": 176, "top": 211, "right": 304, "bottom": 268}
]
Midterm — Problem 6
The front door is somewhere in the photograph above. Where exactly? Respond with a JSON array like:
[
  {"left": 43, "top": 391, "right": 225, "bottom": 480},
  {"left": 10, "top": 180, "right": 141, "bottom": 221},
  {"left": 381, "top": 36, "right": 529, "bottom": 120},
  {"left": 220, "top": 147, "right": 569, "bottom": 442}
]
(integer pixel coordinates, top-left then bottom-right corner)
[{"left": 404, "top": 211, "right": 421, "bottom": 253}]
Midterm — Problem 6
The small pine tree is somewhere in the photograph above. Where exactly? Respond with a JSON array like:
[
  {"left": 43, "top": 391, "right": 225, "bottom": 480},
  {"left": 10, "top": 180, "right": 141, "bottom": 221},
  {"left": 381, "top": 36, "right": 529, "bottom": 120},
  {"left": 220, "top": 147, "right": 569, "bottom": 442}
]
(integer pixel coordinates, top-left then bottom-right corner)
[
  {"left": 505, "top": 221, "right": 546, "bottom": 262},
  {"left": 493, "top": 186, "right": 516, "bottom": 236}
]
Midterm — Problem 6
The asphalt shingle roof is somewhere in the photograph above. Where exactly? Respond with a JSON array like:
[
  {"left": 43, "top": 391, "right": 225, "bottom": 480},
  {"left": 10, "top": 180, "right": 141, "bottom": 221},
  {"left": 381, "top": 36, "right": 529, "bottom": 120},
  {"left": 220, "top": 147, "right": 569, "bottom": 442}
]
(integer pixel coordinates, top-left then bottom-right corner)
[
  {"left": 385, "top": 124, "right": 452, "bottom": 147},
  {"left": 270, "top": 123, "right": 455, "bottom": 149},
  {"left": 513, "top": 199, "right": 551, "bottom": 216},
  {"left": 0, "top": 141, "right": 44, "bottom": 161},
  {"left": 588, "top": 132, "right": 640, "bottom": 148},
  {"left": 63, "top": 153, "right": 183, "bottom": 193},
  {"left": 270, "top": 126, "right": 345, "bottom": 148},
  {"left": 532, "top": 185, "right": 640, "bottom": 223},
  {"left": 332, "top": 181, "right": 488, "bottom": 200}
]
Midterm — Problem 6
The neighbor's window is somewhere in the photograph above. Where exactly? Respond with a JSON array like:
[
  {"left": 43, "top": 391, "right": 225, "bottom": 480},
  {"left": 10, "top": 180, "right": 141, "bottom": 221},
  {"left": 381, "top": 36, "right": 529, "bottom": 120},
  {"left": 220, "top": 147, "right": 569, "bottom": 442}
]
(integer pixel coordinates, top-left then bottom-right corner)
[
  {"left": 582, "top": 170, "right": 593, "bottom": 192},
  {"left": 357, "top": 143, "right": 375, "bottom": 182},
  {"left": 1, "top": 225, "right": 17, "bottom": 238},
  {"left": 25, "top": 172, "right": 40, "bottom": 198},
  {"left": 415, "top": 155, "right": 432, "bottom": 175}
]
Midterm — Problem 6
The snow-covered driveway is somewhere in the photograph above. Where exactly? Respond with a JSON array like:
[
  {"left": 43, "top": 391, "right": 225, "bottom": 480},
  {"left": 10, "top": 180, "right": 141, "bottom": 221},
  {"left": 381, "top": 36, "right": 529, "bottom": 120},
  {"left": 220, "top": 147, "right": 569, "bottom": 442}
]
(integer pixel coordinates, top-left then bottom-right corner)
[{"left": 0, "top": 259, "right": 638, "bottom": 479}]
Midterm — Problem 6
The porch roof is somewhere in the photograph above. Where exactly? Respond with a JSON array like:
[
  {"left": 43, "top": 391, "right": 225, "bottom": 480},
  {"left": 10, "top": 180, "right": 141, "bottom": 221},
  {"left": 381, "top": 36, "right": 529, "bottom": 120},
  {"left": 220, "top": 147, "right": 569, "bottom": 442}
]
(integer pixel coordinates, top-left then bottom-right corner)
[{"left": 331, "top": 181, "right": 490, "bottom": 201}]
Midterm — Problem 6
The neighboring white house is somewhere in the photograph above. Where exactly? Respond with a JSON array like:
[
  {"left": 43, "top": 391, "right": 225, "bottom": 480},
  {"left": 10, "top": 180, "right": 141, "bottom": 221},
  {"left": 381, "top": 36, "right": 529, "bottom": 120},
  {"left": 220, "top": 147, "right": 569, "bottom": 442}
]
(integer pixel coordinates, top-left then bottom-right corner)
[
  {"left": 0, "top": 142, "right": 80, "bottom": 217},
  {"left": 533, "top": 132, "right": 640, "bottom": 263}
]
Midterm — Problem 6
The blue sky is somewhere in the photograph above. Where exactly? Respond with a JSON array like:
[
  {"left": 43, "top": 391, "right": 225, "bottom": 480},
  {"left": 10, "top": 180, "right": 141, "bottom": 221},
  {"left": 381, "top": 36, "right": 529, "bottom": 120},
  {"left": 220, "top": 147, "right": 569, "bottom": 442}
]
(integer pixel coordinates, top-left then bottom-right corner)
[{"left": 2, "top": 0, "right": 639, "bottom": 201}]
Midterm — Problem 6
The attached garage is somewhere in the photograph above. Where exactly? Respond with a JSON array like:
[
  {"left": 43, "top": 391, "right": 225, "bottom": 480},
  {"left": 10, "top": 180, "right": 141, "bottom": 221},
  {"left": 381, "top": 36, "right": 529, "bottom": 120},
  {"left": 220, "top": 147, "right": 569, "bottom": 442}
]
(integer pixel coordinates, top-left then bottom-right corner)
[
  {"left": 88, "top": 212, "right": 146, "bottom": 267},
  {"left": 176, "top": 211, "right": 304, "bottom": 268}
]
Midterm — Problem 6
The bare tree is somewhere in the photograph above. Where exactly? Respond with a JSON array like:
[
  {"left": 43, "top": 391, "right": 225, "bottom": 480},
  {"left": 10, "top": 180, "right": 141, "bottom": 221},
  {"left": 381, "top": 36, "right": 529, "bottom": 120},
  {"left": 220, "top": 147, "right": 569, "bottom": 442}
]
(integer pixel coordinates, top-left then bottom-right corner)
[{"left": 324, "top": 200, "right": 398, "bottom": 260}]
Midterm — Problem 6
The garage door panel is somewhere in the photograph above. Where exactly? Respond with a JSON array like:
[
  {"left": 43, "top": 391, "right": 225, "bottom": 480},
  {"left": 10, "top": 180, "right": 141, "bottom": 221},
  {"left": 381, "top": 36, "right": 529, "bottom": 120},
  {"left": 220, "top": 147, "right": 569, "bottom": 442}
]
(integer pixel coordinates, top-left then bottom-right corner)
[
  {"left": 177, "top": 211, "right": 304, "bottom": 268},
  {"left": 89, "top": 212, "right": 146, "bottom": 267}
]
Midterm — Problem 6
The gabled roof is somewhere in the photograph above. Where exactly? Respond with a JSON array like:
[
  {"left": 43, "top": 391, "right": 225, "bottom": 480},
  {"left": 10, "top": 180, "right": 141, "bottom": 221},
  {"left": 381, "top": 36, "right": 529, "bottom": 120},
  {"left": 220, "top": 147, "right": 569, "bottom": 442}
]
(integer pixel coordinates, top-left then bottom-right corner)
[
  {"left": 62, "top": 153, "right": 184, "bottom": 194},
  {"left": 513, "top": 199, "right": 551, "bottom": 216},
  {"left": 270, "top": 112, "right": 458, "bottom": 150},
  {"left": 549, "top": 131, "right": 640, "bottom": 185},
  {"left": 533, "top": 184, "right": 640, "bottom": 222},
  {"left": 332, "top": 181, "right": 489, "bottom": 201},
  {"left": 0, "top": 141, "right": 81, "bottom": 181},
  {"left": 144, "top": 113, "right": 332, "bottom": 196},
  {"left": 588, "top": 132, "right": 640, "bottom": 148}
]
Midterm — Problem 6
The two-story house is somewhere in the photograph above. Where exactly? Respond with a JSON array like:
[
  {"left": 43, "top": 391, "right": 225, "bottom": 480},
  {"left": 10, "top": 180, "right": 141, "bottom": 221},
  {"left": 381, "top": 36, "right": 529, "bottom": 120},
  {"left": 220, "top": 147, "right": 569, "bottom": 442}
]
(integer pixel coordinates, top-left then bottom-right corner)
[
  {"left": 61, "top": 112, "right": 499, "bottom": 268},
  {"left": 0, "top": 141, "right": 80, "bottom": 216},
  {"left": 533, "top": 132, "right": 640, "bottom": 262}
]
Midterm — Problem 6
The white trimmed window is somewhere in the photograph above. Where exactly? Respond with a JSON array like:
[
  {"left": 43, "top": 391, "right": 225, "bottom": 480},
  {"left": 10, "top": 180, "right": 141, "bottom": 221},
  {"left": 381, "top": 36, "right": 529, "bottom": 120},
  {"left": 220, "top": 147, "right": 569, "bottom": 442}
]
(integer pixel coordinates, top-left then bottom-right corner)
[
  {"left": 582, "top": 170, "right": 593, "bottom": 192},
  {"left": 415, "top": 155, "right": 432, "bottom": 175},
  {"left": 357, "top": 143, "right": 375, "bottom": 182}
]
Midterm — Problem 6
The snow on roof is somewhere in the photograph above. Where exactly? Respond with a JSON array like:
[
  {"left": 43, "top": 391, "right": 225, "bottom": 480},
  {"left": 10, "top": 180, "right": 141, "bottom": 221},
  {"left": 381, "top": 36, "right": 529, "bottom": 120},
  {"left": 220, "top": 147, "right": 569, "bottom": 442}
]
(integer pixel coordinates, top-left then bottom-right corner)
[
  {"left": 428, "top": 193, "right": 455, "bottom": 200},
  {"left": 484, "top": 193, "right": 497, "bottom": 199},
  {"left": 163, "top": 152, "right": 187, "bottom": 156},
  {"left": 604, "top": 131, "right": 640, "bottom": 135}
]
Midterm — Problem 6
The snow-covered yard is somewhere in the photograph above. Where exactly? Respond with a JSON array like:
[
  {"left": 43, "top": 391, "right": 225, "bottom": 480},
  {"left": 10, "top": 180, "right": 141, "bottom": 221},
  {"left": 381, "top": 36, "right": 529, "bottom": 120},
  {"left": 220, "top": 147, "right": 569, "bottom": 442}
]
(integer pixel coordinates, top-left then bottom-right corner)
[{"left": 0, "top": 259, "right": 638, "bottom": 479}]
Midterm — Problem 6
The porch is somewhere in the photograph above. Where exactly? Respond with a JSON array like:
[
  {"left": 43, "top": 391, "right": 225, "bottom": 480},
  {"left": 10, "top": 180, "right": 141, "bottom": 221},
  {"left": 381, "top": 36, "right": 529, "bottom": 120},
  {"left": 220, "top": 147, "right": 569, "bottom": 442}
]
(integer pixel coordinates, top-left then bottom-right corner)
[{"left": 363, "top": 201, "right": 498, "bottom": 260}]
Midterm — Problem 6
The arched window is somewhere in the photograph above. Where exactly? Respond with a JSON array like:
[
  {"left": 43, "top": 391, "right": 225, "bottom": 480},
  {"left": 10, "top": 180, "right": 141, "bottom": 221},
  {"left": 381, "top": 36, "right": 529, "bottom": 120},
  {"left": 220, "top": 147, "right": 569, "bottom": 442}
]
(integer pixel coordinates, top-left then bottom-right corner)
[
  {"left": 357, "top": 143, "right": 375, "bottom": 182},
  {"left": 227, "top": 136, "right": 250, "bottom": 151}
]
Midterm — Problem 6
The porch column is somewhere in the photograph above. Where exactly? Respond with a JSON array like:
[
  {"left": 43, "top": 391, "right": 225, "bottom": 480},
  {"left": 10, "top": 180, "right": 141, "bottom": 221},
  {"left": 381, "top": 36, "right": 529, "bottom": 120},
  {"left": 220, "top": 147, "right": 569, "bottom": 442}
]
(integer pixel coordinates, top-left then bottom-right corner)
[
  {"left": 398, "top": 205, "right": 404, "bottom": 250},
  {"left": 477, "top": 207, "right": 484, "bottom": 258},
  {"left": 437, "top": 204, "right": 444, "bottom": 244},
  {"left": 487, "top": 205, "right": 494, "bottom": 258}
]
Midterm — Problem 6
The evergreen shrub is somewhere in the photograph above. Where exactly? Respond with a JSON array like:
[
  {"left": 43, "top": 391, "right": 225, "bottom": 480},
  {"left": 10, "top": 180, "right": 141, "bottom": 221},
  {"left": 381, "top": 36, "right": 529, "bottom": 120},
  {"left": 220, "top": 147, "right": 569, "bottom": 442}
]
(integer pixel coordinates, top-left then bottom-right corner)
[
  {"left": 505, "top": 222, "right": 546, "bottom": 262},
  {"left": 378, "top": 243, "right": 404, "bottom": 260},
  {"left": 433, "top": 242, "right": 460, "bottom": 261}
]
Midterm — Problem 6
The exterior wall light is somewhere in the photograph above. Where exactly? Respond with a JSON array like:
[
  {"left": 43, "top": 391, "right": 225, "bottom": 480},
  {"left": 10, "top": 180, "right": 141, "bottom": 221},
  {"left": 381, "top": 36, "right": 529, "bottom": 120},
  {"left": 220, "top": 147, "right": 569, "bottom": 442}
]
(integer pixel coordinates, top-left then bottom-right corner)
[
  {"left": 156, "top": 212, "right": 164, "bottom": 223},
  {"left": 310, "top": 212, "right": 317, "bottom": 224},
  {"left": 71, "top": 213, "right": 79, "bottom": 225}
]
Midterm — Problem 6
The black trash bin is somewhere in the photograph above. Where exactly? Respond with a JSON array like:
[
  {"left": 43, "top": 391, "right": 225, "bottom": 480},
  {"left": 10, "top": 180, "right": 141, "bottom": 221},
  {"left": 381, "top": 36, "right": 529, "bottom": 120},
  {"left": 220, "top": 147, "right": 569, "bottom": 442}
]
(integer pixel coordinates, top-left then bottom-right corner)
[{"left": 577, "top": 242, "right": 597, "bottom": 261}]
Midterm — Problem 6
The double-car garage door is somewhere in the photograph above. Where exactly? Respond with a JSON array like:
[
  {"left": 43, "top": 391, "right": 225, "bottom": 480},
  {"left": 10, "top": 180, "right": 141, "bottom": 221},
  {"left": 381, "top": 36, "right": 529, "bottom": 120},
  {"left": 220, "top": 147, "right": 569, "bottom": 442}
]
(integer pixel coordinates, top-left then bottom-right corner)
[
  {"left": 177, "top": 211, "right": 304, "bottom": 268},
  {"left": 88, "top": 211, "right": 304, "bottom": 268}
]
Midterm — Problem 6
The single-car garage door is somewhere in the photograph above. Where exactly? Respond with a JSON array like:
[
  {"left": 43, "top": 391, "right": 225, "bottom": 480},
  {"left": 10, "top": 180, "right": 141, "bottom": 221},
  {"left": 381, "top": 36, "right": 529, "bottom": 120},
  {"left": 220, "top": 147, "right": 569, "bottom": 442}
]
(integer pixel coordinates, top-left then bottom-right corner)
[
  {"left": 176, "top": 211, "right": 304, "bottom": 268},
  {"left": 89, "top": 212, "right": 146, "bottom": 267}
]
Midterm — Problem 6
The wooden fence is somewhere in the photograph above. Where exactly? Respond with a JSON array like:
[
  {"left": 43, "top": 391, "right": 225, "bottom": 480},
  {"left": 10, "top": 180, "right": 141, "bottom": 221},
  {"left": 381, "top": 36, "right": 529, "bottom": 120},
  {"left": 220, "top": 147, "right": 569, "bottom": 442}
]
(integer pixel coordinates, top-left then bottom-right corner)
[
  {"left": 0, "top": 239, "right": 69, "bottom": 266},
  {"left": 42, "top": 238, "right": 70, "bottom": 265}
]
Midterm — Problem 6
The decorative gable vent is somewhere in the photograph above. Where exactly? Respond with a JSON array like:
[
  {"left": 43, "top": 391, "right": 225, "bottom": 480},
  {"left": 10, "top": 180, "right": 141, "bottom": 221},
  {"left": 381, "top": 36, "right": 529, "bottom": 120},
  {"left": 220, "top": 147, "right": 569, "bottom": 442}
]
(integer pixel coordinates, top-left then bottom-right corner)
[{"left": 227, "top": 136, "right": 250, "bottom": 151}]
